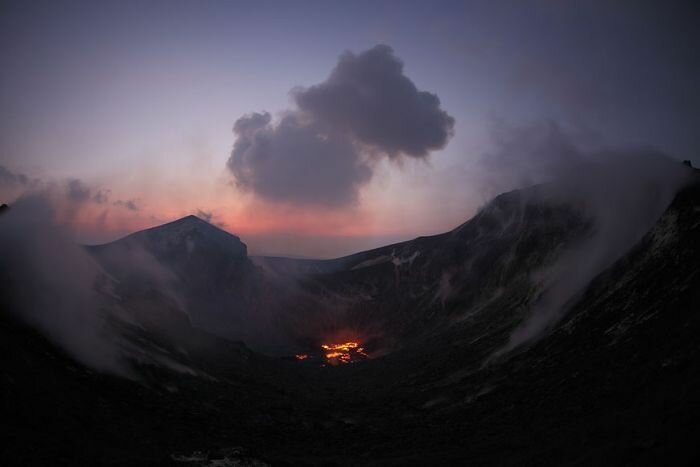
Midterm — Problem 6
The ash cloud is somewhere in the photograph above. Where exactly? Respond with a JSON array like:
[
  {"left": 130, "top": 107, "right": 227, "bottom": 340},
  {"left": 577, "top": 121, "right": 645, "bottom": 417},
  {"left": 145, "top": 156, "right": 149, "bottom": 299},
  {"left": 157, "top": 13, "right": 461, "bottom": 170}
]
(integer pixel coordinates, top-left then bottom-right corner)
[{"left": 227, "top": 45, "right": 454, "bottom": 207}]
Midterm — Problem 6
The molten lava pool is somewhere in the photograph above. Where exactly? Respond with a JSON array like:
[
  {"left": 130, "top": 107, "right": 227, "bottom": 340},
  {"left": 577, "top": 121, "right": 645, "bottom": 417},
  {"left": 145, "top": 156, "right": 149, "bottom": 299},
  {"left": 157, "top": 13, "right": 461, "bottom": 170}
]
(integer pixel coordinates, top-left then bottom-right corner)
[
  {"left": 321, "top": 341, "right": 368, "bottom": 365},
  {"left": 292, "top": 341, "right": 369, "bottom": 365}
]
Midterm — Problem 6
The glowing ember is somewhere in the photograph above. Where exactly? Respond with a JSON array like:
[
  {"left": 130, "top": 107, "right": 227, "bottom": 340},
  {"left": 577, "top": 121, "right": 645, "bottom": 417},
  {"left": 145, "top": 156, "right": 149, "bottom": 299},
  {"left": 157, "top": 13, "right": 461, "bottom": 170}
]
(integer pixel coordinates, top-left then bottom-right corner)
[
  {"left": 295, "top": 354, "right": 309, "bottom": 360},
  {"left": 321, "top": 341, "right": 368, "bottom": 365}
]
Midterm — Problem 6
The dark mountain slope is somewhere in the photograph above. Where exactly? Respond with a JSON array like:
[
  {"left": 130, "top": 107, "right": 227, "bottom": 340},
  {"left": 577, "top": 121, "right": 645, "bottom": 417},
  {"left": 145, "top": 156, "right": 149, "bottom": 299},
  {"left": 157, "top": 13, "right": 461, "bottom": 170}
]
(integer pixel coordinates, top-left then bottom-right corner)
[
  {"left": 328, "top": 177, "right": 700, "bottom": 466},
  {"left": 272, "top": 185, "right": 590, "bottom": 353},
  {"left": 88, "top": 215, "right": 285, "bottom": 348},
  {"left": 1, "top": 173, "right": 698, "bottom": 466},
  {"left": 0, "top": 293, "right": 297, "bottom": 466}
]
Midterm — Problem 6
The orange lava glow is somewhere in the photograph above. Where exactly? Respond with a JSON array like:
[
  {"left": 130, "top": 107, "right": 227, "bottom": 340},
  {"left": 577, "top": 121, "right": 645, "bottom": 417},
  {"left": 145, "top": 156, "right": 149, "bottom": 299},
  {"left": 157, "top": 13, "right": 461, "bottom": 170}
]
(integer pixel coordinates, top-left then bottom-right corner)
[{"left": 321, "top": 342, "right": 368, "bottom": 364}]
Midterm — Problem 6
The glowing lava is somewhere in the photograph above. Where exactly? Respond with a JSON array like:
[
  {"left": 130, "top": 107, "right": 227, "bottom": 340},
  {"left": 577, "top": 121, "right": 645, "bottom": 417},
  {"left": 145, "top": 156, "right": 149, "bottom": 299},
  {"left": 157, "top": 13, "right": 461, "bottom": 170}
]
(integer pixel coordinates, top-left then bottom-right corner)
[{"left": 321, "top": 342, "right": 368, "bottom": 365}]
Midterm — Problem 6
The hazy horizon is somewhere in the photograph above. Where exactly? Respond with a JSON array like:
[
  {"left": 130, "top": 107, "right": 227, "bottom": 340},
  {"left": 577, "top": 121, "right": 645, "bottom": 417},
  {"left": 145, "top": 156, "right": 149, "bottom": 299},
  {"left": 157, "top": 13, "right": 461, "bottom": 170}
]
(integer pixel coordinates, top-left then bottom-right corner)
[{"left": 2, "top": 0, "right": 698, "bottom": 257}]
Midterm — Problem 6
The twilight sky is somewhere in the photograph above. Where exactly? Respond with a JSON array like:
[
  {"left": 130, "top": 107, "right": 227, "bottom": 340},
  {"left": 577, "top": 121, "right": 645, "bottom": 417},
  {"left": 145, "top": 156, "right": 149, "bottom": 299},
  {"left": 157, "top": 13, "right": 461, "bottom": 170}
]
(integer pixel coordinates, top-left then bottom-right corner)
[{"left": 1, "top": 0, "right": 698, "bottom": 257}]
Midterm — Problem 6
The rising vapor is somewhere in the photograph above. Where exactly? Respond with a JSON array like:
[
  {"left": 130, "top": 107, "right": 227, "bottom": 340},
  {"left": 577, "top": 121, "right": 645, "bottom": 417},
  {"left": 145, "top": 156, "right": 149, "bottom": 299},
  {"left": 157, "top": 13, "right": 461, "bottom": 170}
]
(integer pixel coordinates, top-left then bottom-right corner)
[
  {"left": 483, "top": 123, "right": 694, "bottom": 355},
  {"left": 0, "top": 191, "right": 126, "bottom": 374}
]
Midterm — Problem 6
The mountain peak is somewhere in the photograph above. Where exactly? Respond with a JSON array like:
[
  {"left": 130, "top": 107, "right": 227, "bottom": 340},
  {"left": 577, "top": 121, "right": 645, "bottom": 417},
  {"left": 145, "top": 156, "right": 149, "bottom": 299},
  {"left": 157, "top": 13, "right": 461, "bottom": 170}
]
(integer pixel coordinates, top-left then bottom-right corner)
[
  {"left": 94, "top": 213, "right": 248, "bottom": 259},
  {"left": 155, "top": 214, "right": 225, "bottom": 234},
  {"left": 170, "top": 214, "right": 210, "bottom": 225}
]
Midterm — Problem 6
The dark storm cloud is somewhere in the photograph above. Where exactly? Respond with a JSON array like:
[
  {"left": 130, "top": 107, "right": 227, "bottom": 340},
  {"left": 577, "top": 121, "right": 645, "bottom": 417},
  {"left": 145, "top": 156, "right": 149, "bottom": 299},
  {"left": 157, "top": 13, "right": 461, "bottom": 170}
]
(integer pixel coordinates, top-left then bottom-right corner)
[
  {"left": 233, "top": 111, "right": 272, "bottom": 134},
  {"left": 229, "top": 113, "right": 372, "bottom": 207},
  {"left": 294, "top": 45, "right": 455, "bottom": 157},
  {"left": 227, "top": 45, "right": 454, "bottom": 207}
]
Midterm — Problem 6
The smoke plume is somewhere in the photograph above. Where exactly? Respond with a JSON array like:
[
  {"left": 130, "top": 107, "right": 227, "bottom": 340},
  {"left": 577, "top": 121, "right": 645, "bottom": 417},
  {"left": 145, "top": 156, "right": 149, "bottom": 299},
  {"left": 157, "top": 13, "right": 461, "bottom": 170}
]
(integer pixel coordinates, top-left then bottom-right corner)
[
  {"left": 485, "top": 122, "right": 693, "bottom": 355},
  {"left": 0, "top": 190, "right": 126, "bottom": 374}
]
